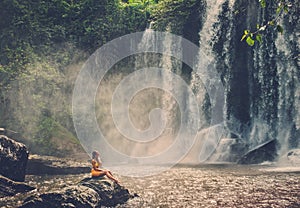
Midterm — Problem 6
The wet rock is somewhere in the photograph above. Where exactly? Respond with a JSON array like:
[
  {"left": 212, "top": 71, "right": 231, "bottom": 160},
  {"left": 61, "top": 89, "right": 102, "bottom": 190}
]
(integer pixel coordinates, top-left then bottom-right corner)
[
  {"left": 26, "top": 155, "right": 90, "bottom": 175},
  {"left": 0, "top": 175, "right": 35, "bottom": 197},
  {"left": 19, "top": 177, "right": 134, "bottom": 208},
  {"left": 79, "top": 177, "right": 134, "bottom": 207},
  {"left": 0, "top": 135, "right": 29, "bottom": 182},
  {"left": 286, "top": 149, "right": 300, "bottom": 165},
  {"left": 238, "top": 139, "right": 278, "bottom": 164},
  {"left": 20, "top": 185, "right": 98, "bottom": 208},
  {"left": 229, "top": 140, "right": 249, "bottom": 160}
]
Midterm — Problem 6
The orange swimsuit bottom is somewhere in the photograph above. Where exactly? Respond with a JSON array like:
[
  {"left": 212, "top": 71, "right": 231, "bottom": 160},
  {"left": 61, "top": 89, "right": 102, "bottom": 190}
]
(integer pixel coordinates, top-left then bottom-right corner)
[{"left": 91, "top": 159, "right": 104, "bottom": 177}]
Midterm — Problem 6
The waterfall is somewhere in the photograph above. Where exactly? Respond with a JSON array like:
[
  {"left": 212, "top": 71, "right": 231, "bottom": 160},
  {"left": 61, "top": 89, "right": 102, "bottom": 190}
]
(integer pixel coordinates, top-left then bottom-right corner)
[
  {"left": 275, "top": 10, "right": 300, "bottom": 154},
  {"left": 248, "top": 0, "right": 300, "bottom": 158},
  {"left": 128, "top": 0, "right": 300, "bottom": 165},
  {"left": 189, "top": 0, "right": 299, "bottom": 163},
  {"left": 189, "top": 0, "right": 235, "bottom": 162},
  {"left": 129, "top": 25, "right": 172, "bottom": 157},
  {"left": 73, "top": 0, "right": 299, "bottom": 168},
  {"left": 112, "top": 24, "right": 200, "bottom": 167}
]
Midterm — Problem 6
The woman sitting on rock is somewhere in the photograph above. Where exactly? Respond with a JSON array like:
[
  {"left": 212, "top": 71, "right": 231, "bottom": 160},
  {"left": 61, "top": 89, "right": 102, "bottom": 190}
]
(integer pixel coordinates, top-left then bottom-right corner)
[{"left": 91, "top": 150, "right": 120, "bottom": 184}]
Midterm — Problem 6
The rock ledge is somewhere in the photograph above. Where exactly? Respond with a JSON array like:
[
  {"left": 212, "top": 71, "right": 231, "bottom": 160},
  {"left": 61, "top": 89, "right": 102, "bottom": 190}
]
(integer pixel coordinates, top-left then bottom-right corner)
[{"left": 19, "top": 177, "right": 135, "bottom": 208}]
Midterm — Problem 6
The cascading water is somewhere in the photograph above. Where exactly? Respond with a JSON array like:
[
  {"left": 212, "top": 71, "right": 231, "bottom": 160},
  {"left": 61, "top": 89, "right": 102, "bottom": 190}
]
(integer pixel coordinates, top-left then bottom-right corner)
[
  {"left": 246, "top": 0, "right": 300, "bottom": 162},
  {"left": 165, "top": 0, "right": 297, "bottom": 166},
  {"left": 129, "top": 24, "right": 198, "bottom": 162},
  {"left": 88, "top": 0, "right": 299, "bottom": 166},
  {"left": 128, "top": 19, "right": 227, "bottom": 164},
  {"left": 274, "top": 16, "right": 300, "bottom": 155},
  {"left": 184, "top": 0, "right": 299, "bottom": 163},
  {"left": 189, "top": 0, "right": 236, "bottom": 162}
]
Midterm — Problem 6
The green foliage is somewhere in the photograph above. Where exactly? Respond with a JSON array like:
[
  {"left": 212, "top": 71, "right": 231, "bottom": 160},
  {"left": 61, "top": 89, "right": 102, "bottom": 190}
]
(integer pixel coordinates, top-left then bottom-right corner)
[
  {"left": 259, "top": 0, "right": 266, "bottom": 8},
  {"left": 33, "top": 114, "right": 80, "bottom": 156},
  {"left": 119, "top": 0, "right": 157, "bottom": 21},
  {"left": 256, "top": 34, "right": 262, "bottom": 43},
  {"left": 241, "top": 30, "right": 262, "bottom": 46},
  {"left": 36, "top": 115, "right": 55, "bottom": 141},
  {"left": 0, "top": 0, "right": 151, "bottom": 82},
  {"left": 34, "top": 115, "right": 57, "bottom": 155},
  {"left": 151, "top": 0, "right": 199, "bottom": 33},
  {"left": 246, "top": 36, "right": 255, "bottom": 46},
  {"left": 0, "top": 0, "right": 154, "bottom": 156},
  {"left": 276, "top": 25, "right": 283, "bottom": 34},
  {"left": 117, "top": 0, "right": 152, "bottom": 36},
  {"left": 241, "top": 0, "right": 291, "bottom": 46}
]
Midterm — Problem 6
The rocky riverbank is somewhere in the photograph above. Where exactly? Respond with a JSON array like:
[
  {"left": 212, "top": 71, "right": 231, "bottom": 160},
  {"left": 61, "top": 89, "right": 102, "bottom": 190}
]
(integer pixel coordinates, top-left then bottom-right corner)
[
  {"left": 2, "top": 164, "right": 300, "bottom": 208},
  {"left": 1, "top": 131, "right": 300, "bottom": 207},
  {"left": 0, "top": 133, "right": 135, "bottom": 207},
  {"left": 20, "top": 177, "right": 135, "bottom": 208}
]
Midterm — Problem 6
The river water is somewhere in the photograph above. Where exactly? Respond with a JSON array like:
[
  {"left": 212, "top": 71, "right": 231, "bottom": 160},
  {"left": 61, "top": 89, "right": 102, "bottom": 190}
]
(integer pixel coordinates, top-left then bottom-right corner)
[{"left": 1, "top": 164, "right": 300, "bottom": 208}]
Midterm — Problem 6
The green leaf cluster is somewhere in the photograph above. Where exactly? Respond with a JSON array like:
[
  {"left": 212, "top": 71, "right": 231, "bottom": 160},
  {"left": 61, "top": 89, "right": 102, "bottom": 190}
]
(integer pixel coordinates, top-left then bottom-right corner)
[
  {"left": 241, "top": 0, "right": 290, "bottom": 46},
  {"left": 241, "top": 30, "right": 262, "bottom": 46},
  {"left": 259, "top": 0, "right": 266, "bottom": 8}
]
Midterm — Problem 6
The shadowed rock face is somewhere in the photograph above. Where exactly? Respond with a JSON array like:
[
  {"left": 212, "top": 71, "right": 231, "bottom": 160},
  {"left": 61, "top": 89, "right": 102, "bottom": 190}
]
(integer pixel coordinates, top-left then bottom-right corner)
[
  {"left": 0, "top": 175, "right": 35, "bottom": 197},
  {"left": 0, "top": 135, "right": 29, "bottom": 182},
  {"left": 238, "top": 139, "right": 278, "bottom": 164},
  {"left": 19, "top": 177, "right": 135, "bottom": 208},
  {"left": 26, "top": 154, "right": 90, "bottom": 175}
]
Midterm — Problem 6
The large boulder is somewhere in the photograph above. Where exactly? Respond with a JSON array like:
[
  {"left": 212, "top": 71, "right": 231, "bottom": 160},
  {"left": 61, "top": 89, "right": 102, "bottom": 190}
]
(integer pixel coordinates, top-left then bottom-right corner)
[
  {"left": 286, "top": 149, "right": 300, "bottom": 165},
  {"left": 26, "top": 155, "right": 90, "bottom": 175},
  {"left": 0, "top": 175, "right": 35, "bottom": 197},
  {"left": 238, "top": 139, "right": 278, "bottom": 164},
  {"left": 0, "top": 135, "right": 29, "bottom": 182},
  {"left": 79, "top": 177, "right": 135, "bottom": 206},
  {"left": 19, "top": 177, "right": 135, "bottom": 208}
]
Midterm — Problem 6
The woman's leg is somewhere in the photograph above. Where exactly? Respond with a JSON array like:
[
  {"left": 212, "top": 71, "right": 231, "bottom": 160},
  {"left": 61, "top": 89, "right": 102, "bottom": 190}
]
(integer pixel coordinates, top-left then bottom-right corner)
[
  {"left": 92, "top": 170, "right": 106, "bottom": 178},
  {"left": 104, "top": 170, "right": 120, "bottom": 184}
]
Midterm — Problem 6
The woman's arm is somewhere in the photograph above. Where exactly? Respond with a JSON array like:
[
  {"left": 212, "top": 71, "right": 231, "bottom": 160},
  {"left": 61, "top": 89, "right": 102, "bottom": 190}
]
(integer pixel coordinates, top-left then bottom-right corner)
[{"left": 97, "top": 157, "right": 103, "bottom": 167}]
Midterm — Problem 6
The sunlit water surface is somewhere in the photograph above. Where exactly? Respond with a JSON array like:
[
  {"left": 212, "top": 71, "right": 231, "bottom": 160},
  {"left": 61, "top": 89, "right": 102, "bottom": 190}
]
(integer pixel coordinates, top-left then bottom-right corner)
[{"left": 1, "top": 164, "right": 300, "bottom": 208}]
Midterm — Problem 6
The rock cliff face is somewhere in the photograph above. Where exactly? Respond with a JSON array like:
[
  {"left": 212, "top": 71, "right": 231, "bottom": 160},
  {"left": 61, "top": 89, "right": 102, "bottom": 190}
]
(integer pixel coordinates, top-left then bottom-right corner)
[
  {"left": 0, "top": 135, "right": 29, "bottom": 182},
  {"left": 19, "top": 177, "right": 135, "bottom": 208}
]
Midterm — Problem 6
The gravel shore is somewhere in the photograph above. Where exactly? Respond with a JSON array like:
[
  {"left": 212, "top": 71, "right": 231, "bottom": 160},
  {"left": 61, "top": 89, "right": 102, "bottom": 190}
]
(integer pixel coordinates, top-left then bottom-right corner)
[{"left": 1, "top": 164, "right": 299, "bottom": 208}]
